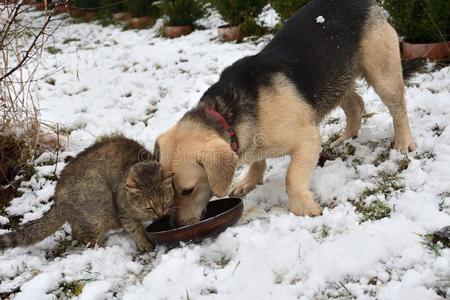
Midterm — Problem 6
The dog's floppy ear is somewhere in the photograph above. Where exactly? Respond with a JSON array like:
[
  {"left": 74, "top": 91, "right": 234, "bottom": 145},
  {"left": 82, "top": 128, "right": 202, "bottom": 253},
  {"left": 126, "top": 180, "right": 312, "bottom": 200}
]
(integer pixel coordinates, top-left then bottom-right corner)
[{"left": 198, "top": 139, "right": 238, "bottom": 198}]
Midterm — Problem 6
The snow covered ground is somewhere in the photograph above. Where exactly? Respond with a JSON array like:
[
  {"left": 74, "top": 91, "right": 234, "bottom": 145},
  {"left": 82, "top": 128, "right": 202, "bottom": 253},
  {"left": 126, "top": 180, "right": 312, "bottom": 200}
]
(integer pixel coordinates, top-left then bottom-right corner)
[{"left": 1, "top": 8, "right": 449, "bottom": 300}]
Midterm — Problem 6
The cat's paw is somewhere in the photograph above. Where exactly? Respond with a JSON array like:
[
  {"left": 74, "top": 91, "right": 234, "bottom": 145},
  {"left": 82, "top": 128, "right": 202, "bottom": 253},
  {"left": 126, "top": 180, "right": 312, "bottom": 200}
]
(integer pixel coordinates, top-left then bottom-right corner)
[{"left": 136, "top": 239, "right": 153, "bottom": 252}]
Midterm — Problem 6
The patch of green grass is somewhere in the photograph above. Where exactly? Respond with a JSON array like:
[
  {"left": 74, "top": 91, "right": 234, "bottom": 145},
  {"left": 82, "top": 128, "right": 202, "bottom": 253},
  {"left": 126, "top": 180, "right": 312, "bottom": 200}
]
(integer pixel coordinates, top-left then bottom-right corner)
[
  {"left": 420, "top": 232, "right": 450, "bottom": 256},
  {"left": 59, "top": 280, "right": 86, "bottom": 297},
  {"left": 361, "top": 170, "right": 403, "bottom": 199},
  {"left": 43, "top": 174, "right": 58, "bottom": 182},
  {"left": 354, "top": 200, "right": 391, "bottom": 222},
  {"left": 51, "top": 236, "right": 73, "bottom": 257},
  {"left": 318, "top": 133, "right": 356, "bottom": 166},
  {"left": 62, "top": 37, "right": 80, "bottom": 44},
  {"left": 46, "top": 46, "right": 62, "bottom": 54},
  {"left": 321, "top": 224, "right": 331, "bottom": 238}
]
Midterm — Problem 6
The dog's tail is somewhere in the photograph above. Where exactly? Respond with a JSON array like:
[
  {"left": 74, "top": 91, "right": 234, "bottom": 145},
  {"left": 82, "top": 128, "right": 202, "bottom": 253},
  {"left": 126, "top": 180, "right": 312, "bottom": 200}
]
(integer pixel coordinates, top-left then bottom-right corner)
[
  {"left": 402, "top": 58, "right": 427, "bottom": 81},
  {"left": 0, "top": 205, "right": 64, "bottom": 249}
]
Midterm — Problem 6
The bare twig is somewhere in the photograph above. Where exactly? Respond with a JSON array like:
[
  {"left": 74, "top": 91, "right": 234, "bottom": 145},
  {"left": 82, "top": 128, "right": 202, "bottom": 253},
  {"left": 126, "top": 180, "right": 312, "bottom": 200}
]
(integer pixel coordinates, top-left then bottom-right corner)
[
  {"left": 0, "top": 8, "right": 56, "bottom": 81},
  {"left": 1, "top": 1, "right": 66, "bottom": 184}
]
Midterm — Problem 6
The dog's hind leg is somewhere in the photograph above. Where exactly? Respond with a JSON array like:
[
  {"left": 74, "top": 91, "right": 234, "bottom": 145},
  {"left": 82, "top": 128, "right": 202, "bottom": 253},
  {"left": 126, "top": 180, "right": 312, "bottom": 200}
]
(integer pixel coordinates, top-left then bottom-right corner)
[
  {"left": 360, "top": 21, "right": 416, "bottom": 152},
  {"left": 231, "top": 160, "right": 267, "bottom": 197},
  {"left": 333, "top": 91, "right": 365, "bottom": 146},
  {"left": 286, "top": 127, "right": 322, "bottom": 217}
]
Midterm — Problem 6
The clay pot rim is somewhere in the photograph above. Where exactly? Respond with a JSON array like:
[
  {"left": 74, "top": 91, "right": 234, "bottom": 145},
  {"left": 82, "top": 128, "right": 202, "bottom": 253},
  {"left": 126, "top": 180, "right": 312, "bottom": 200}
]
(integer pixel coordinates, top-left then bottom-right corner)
[
  {"left": 402, "top": 39, "right": 450, "bottom": 60},
  {"left": 402, "top": 39, "right": 450, "bottom": 46},
  {"left": 163, "top": 24, "right": 193, "bottom": 29},
  {"left": 218, "top": 24, "right": 240, "bottom": 29},
  {"left": 163, "top": 25, "right": 194, "bottom": 38},
  {"left": 130, "top": 16, "right": 151, "bottom": 20}
]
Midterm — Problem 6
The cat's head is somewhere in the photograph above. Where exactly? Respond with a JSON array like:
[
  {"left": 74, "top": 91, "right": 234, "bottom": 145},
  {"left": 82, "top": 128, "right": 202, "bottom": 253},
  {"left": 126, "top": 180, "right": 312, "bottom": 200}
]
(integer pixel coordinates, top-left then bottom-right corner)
[{"left": 124, "top": 161, "right": 174, "bottom": 219}]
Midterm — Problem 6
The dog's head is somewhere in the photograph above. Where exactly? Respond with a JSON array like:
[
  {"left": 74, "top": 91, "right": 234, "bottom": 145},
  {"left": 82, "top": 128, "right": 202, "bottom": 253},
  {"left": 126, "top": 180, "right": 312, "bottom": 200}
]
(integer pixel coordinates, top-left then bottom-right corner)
[{"left": 155, "top": 122, "right": 238, "bottom": 227}]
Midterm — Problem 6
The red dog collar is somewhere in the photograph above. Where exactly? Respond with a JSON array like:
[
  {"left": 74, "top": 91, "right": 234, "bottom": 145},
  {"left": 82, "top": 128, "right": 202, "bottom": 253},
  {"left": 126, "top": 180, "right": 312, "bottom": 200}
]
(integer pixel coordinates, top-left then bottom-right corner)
[{"left": 205, "top": 107, "right": 240, "bottom": 154}]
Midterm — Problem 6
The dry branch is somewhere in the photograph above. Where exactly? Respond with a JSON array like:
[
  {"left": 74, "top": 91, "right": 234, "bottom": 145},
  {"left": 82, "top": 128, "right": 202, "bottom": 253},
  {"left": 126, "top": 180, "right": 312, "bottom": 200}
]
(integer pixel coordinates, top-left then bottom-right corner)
[{"left": 1, "top": 0, "right": 67, "bottom": 184}]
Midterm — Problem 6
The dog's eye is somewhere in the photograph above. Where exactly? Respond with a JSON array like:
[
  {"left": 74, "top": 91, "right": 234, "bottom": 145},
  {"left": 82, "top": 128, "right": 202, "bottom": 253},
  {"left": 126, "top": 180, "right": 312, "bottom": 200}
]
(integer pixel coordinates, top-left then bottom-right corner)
[{"left": 181, "top": 187, "right": 194, "bottom": 196}]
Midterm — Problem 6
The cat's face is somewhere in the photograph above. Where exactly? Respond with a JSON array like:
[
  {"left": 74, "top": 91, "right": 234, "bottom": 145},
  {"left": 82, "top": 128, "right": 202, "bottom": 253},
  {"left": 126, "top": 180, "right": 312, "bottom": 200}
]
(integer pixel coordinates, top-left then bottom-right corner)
[{"left": 124, "top": 162, "right": 174, "bottom": 219}]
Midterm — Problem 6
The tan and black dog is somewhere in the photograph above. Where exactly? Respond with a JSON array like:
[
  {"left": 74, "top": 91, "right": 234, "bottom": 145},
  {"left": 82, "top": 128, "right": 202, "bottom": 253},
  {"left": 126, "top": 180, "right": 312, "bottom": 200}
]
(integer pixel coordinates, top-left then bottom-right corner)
[{"left": 156, "top": 0, "right": 420, "bottom": 226}]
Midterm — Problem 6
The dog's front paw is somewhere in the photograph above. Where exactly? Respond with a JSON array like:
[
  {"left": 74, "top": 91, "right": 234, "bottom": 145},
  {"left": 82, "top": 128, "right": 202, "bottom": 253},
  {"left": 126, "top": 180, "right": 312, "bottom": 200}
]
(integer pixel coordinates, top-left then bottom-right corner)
[
  {"left": 288, "top": 192, "right": 322, "bottom": 217},
  {"left": 136, "top": 239, "right": 154, "bottom": 252},
  {"left": 394, "top": 136, "right": 416, "bottom": 152},
  {"left": 230, "top": 179, "right": 262, "bottom": 197}
]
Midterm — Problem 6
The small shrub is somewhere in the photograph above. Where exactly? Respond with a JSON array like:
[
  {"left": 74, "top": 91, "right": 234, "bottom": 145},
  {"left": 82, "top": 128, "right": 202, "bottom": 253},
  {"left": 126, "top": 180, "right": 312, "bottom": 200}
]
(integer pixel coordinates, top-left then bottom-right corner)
[
  {"left": 126, "top": 0, "right": 160, "bottom": 18},
  {"left": 211, "top": 0, "right": 267, "bottom": 35},
  {"left": 382, "top": 0, "right": 450, "bottom": 43},
  {"left": 98, "top": 0, "right": 126, "bottom": 16},
  {"left": 159, "top": 0, "right": 205, "bottom": 26},
  {"left": 72, "top": 0, "right": 100, "bottom": 8},
  {"left": 270, "top": 0, "right": 310, "bottom": 22}
]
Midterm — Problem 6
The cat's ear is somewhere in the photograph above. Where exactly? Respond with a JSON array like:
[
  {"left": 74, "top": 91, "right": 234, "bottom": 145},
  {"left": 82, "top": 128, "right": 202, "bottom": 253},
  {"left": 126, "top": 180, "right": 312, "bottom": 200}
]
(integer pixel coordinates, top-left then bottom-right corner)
[
  {"left": 162, "top": 170, "right": 174, "bottom": 188},
  {"left": 125, "top": 177, "right": 141, "bottom": 194}
]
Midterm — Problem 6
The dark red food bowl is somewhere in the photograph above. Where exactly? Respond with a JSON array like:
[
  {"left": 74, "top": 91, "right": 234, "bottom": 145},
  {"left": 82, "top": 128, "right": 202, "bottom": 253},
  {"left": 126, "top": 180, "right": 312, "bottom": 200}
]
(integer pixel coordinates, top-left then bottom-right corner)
[{"left": 146, "top": 198, "right": 243, "bottom": 245}]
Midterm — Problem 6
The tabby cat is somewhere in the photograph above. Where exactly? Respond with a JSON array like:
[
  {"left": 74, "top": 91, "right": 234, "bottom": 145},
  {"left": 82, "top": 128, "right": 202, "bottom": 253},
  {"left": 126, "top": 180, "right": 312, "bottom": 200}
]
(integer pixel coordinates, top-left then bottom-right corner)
[{"left": 0, "top": 135, "right": 174, "bottom": 251}]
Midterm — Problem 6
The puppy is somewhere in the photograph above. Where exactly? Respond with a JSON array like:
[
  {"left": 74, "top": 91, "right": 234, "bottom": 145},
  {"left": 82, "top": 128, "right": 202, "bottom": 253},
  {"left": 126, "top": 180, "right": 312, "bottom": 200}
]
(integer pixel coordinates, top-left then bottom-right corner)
[{"left": 156, "top": 0, "right": 417, "bottom": 226}]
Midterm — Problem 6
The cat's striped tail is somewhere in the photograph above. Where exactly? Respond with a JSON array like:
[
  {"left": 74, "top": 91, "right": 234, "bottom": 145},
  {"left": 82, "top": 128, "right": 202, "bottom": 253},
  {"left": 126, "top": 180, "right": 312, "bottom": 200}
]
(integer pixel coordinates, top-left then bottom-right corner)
[{"left": 0, "top": 205, "right": 64, "bottom": 249}]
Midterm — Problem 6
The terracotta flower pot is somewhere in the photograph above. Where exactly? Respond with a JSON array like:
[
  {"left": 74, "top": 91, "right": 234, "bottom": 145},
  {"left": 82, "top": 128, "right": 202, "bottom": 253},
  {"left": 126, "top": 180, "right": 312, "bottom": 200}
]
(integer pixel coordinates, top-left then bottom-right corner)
[
  {"left": 68, "top": 7, "right": 85, "bottom": 18},
  {"left": 55, "top": 4, "right": 68, "bottom": 14},
  {"left": 34, "top": 2, "right": 46, "bottom": 10},
  {"left": 218, "top": 24, "right": 242, "bottom": 42},
  {"left": 163, "top": 25, "right": 193, "bottom": 38},
  {"left": 129, "top": 16, "right": 152, "bottom": 29},
  {"left": 402, "top": 40, "right": 450, "bottom": 60},
  {"left": 112, "top": 12, "right": 131, "bottom": 21},
  {"left": 83, "top": 11, "right": 97, "bottom": 22}
]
